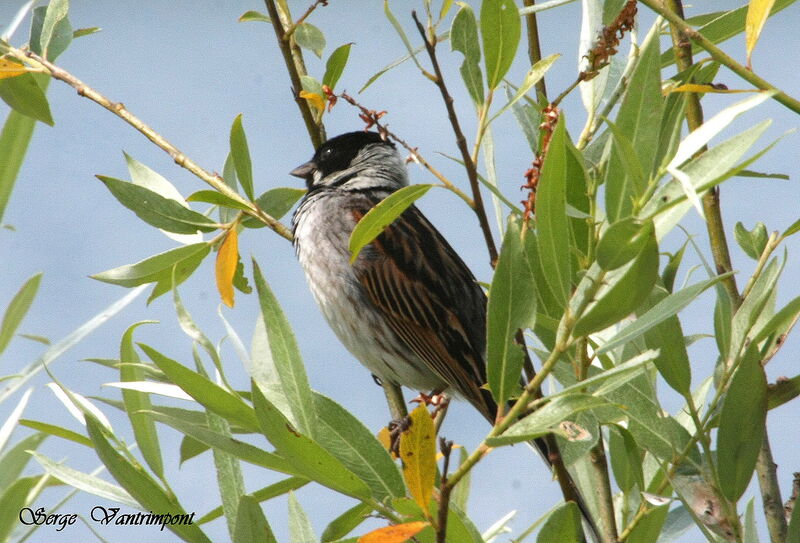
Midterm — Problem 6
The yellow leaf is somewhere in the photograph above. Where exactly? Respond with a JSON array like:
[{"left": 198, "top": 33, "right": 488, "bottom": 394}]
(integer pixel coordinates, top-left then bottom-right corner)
[
  {"left": 377, "top": 426, "right": 392, "bottom": 453},
  {"left": 0, "top": 58, "right": 27, "bottom": 80},
  {"left": 399, "top": 405, "right": 436, "bottom": 516},
  {"left": 299, "top": 90, "right": 325, "bottom": 112},
  {"left": 668, "top": 84, "right": 756, "bottom": 95},
  {"left": 357, "top": 521, "right": 430, "bottom": 543},
  {"left": 215, "top": 229, "right": 238, "bottom": 307},
  {"left": 745, "top": 0, "right": 777, "bottom": 68}
]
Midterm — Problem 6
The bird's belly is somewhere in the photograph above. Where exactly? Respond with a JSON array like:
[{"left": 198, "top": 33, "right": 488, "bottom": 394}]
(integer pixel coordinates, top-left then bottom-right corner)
[{"left": 294, "top": 214, "right": 444, "bottom": 393}]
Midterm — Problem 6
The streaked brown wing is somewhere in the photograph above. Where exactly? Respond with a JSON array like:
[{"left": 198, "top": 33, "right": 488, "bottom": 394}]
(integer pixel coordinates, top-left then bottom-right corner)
[{"left": 351, "top": 200, "right": 495, "bottom": 420}]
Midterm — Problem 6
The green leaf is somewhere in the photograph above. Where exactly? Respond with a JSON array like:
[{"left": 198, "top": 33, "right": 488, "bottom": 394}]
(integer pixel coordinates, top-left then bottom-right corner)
[
  {"left": 30, "top": 5, "right": 72, "bottom": 61},
  {"left": 294, "top": 23, "right": 325, "bottom": 58},
  {"left": 120, "top": 322, "right": 163, "bottom": 478},
  {"left": 729, "top": 257, "right": 783, "bottom": 359},
  {"left": 30, "top": 451, "right": 140, "bottom": 509},
  {"left": 208, "top": 409, "right": 246, "bottom": 540},
  {"left": 38, "top": 0, "right": 69, "bottom": 58},
  {"left": 608, "top": 424, "right": 644, "bottom": 492},
  {"left": 17, "top": 419, "right": 91, "bottom": 447},
  {"left": 451, "top": 4, "right": 484, "bottom": 105},
  {"left": 596, "top": 218, "right": 651, "bottom": 271},
  {"left": 574, "top": 224, "right": 659, "bottom": 336},
  {"left": 535, "top": 116, "right": 571, "bottom": 308},
  {"left": 252, "top": 382, "right": 372, "bottom": 500},
  {"left": 0, "top": 73, "right": 54, "bottom": 125},
  {"left": 734, "top": 221, "right": 768, "bottom": 260},
  {"left": 491, "top": 54, "right": 559, "bottom": 121},
  {"left": 0, "top": 432, "right": 47, "bottom": 494},
  {"left": 72, "top": 27, "right": 101, "bottom": 38},
  {"left": 321, "top": 502, "right": 372, "bottom": 542},
  {"left": 91, "top": 243, "right": 210, "bottom": 287},
  {"left": 536, "top": 502, "right": 582, "bottom": 543},
  {"left": 187, "top": 190, "right": 251, "bottom": 211},
  {"left": 252, "top": 261, "right": 317, "bottom": 435},
  {"left": 146, "top": 410, "right": 296, "bottom": 474},
  {"left": 788, "top": 479, "right": 800, "bottom": 543},
  {"left": 604, "top": 31, "right": 662, "bottom": 221},
  {"left": 85, "top": 416, "right": 212, "bottom": 543},
  {"left": 0, "top": 273, "right": 41, "bottom": 355},
  {"left": 0, "top": 108, "right": 38, "bottom": 222},
  {"left": 717, "top": 345, "right": 767, "bottom": 502},
  {"left": 230, "top": 114, "right": 254, "bottom": 200},
  {"left": 0, "top": 477, "right": 39, "bottom": 542},
  {"left": 238, "top": 10, "right": 270, "bottom": 23},
  {"left": 242, "top": 187, "right": 305, "bottom": 228},
  {"left": 662, "top": 242, "right": 687, "bottom": 292},
  {"left": 313, "top": 393, "right": 405, "bottom": 501},
  {"left": 288, "top": 492, "right": 317, "bottom": 542},
  {"left": 382, "top": 0, "right": 428, "bottom": 75},
  {"left": 348, "top": 184, "right": 433, "bottom": 263},
  {"left": 322, "top": 43, "right": 352, "bottom": 90},
  {"left": 488, "top": 394, "right": 614, "bottom": 446},
  {"left": 139, "top": 344, "right": 259, "bottom": 432},
  {"left": 481, "top": 0, "right": 521, "bottom": 89},
  {"left": 97, "top": 176, "right": 217, "bottom": 233},
  {"left": 197, "top": 478, "right": 308, "bottom": 525},
  {"left": 599, "top": 273, "right": 731, "bottom": 354},
  {"left": 487, "top": 217, "right": 535, "bottom": 406},
  {"left": 782, "top": 216, "right": 800, "bottom": 238},
  {"left": 233, "top": 494, "right": 277, "bottom": 543}
]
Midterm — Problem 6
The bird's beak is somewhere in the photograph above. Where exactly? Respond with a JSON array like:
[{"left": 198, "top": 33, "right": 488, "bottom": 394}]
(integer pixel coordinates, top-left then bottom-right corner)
[{"left": 290, "top": 160, "right": 317, "bottom": 179}]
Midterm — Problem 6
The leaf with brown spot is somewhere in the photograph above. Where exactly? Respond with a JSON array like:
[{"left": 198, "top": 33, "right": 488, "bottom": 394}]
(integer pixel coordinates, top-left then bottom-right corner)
[{"left": 399, "top": 405, "right": 436, "bottom": 516}]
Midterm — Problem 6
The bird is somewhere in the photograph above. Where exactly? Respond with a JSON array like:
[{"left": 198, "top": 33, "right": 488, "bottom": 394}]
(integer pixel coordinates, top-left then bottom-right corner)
[{"left": 290, "top": 130, "right": 598, "bottom": 541}]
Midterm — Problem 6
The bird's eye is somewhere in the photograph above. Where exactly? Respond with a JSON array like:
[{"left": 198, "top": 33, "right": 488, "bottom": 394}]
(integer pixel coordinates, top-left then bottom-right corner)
[{"left": 321, "top": 147, "right": 334, "bottom": 158}]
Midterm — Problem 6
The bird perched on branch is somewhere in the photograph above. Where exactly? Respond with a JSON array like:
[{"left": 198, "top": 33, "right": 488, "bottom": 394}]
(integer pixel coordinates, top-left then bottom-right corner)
[{"left": 291, "top": 131, "right": 598, "bottom": 541}]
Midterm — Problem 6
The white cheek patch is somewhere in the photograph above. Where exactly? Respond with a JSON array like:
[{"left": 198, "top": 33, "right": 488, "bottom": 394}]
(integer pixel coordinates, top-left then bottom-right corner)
[{"left": 313, "top": 170, "right": 323, "bottom": 186}]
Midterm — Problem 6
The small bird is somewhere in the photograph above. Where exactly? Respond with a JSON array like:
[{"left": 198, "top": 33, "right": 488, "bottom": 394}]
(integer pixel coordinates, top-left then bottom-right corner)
[
  {"left": 291, "top": 131, "right": 495, "bottom": 420},
  {"left": 291, "top": 131, "right": 597, "bottom": 540}
]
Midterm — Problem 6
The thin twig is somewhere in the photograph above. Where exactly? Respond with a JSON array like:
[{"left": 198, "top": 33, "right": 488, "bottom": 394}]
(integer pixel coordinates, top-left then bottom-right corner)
[
  {"left": 13, "top": 48, "right": 292, "bottom": 241},
  {"left": 436, "top": 438, "right": 454, "bottom": 543},
  {"left": 264, "top": 0, "right": 325, "bottom": 148},
  {"left": 283, "top": 0, "right": 328, "bottom": 40},
  {"left": 410, "top": 10, "right": 498, "bottom": 263},
  {"left": 522, "top": 0, "right": 548, "bottom": 100}
]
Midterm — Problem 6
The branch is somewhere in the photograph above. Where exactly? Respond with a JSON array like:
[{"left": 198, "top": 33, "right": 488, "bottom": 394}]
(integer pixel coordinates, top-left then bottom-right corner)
[
  {"left": 263, "top": 0, "right": 326, "bottom": 148},
  {"left": 639, "top": 0, "right": 800, "bottom": 115},
  {"left": 14, "top": 48, "right": 293, "bottom": 241},
  {"left": 521, "top": 0, "right": 547, "bottom": 99},
  {"left": 436, "top": 439, "right": 454, "bottom": 543},
  {"left": 410, "top": 11, "right": 498, "bottom": 263}
]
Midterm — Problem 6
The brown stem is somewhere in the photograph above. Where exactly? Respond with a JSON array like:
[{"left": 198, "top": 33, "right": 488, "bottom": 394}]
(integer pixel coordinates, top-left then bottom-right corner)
[
  {"left": 757, "top": 425, "right": 788, "bottom": 543},
  {"left": 264, "top": 0, "right": 325, "bottom": 148},
  {"left": 15, "top": 49, "right": 292, "bottom": 241},
  {"left": 410, "top": 11, "right": 497, "bottom": 264},
  {"left": 589, "top": 438, "right": 619, "bottom": 543},
  {"left": 663, "top": 2, "right": 786, "bottom": 541},
  {"left": 436, "top": 439, "right": 454, "bottom": 543},
  {"left": 522, "top": 0, "right": 548, "bottom": 100}
]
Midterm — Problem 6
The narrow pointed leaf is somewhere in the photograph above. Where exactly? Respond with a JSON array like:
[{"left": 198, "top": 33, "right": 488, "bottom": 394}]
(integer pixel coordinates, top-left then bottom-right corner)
[
  {"left": 745, "top": 0, "right": 777, "bottom": 66},
  {"left": 349, "top": 184, "right": 433, "bottom": 263},
  {"left": 481, "top": 0, "right": 521, "bottom": 89},
  {"left": 216, "top": 229, "right": 238, "bottom": 307},
  {"left": 288, "top": 492, "right": 317, "bottom": 542},
  {"left": 536, "top": 502, "right": 582, "bottom": 543},
  {"left": 252, "top": 261, "right": 317, "bottom": 435},
  {"left": 321, "top": 502, "right": 372, "bottom": 542},
  {"left": 487, "top": 217, "right": 535, "bottom": 406},
  {"left": 451, "top": 4, "right": 484, "bottom": 104},
  {"left": 91, "top": 243, "right": 210, "bottom": 287},
  {"left": 230, "top": 114, "right": 254, "bottom": 200},
  {"left": 233, "top": 494, "right": 277, "bottom": 543},
  {"left": 322, "top": 43, "right": 352, "bottom": 90},
  {"left": 0, "top": 73, "right": 53, "bottom": 125},
  {"left": 97, "top": 176, "right": 217, "bottom": 233},
  {"left": 717, "top": 346, "right": 767, "bottom": 502},
  {"left": 0, "top": 108, "right": 37, "bottom": 222},
  {"left": 0, "top": 272, "right": 41, "bottom": 355},
  {"left": 242, "top": 187, "right": 306, "bottom": 228}
]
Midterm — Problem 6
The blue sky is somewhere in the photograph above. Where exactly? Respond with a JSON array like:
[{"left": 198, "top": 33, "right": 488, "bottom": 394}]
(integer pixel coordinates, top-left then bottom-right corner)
[{"left": 1, "top": 1, "right": 799, "bottom": 541}]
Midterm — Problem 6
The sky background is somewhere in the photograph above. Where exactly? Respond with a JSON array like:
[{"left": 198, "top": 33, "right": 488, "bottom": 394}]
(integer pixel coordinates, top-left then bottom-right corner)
[{"left": 1, "top": 1, "right": 799, "bottom": 542}]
